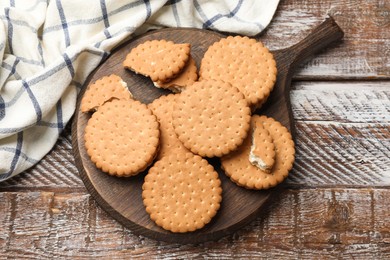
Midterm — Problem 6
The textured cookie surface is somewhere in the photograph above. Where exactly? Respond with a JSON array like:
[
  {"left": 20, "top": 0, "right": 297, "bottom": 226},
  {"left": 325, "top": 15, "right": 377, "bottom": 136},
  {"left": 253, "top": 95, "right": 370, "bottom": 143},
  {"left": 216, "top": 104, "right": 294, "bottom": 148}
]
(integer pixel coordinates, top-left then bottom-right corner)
[
  {"left": 147, "top": 94, "right": 189, "bottom": 160},
  {"left": 221, "top": 115, "right": 295, "bottom": 190},
  {"left": 84, "top": 99, "right": 160, "bottom": 177},
  {"left": 249, "top": 120, "right": 276, "bottom": 173},
  {"left": 200, "top": 36, "right": 277, "bottom": 109},
  {"left": 172, "top": 79, "right": 251, "bottom": 157},
  {"left": 142, "top": 153, "right": 222, "bottom": 233},
  {"left": 123, "top": 40, "right": 190, "bottom": 83},
  {"left": 81, "top": 74, "right": 132, "bottom": 113},
  {"left": 154, "top": 56, "right": 198, "bottom": 92}
]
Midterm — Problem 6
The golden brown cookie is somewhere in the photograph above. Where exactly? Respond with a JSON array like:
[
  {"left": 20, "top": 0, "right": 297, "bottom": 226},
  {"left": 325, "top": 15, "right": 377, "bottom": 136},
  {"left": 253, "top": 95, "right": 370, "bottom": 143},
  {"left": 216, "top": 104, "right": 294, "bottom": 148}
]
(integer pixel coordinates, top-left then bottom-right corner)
[
  {"left": 153, "top": 56, "right": 198, "bottom": 93},
  {"left": 142, "top": 152, "right": 222, "bottom": 233},
  {"left": 199, "top": 36, "right": 277, "bottom": 109},
  {"left": 123, "top": 39, "right": 191, "bottom": 83},
  {"left": 81, "top": 74, "right": 132, "bottom": 113},
  {"left": 221, "top": 115, "right": 295, "bottom": 190},
  {"left": 172, "top": 79, "right": 251, "bottom": 157},
  {"left": 249, "top": 119, "right": 276, "bottom": 173},
  {"left": 147, "top": 94, "right": 189, "bottom": 160},
  {"left": 84, "top": 99, "right": 160, "bottom": 177}
]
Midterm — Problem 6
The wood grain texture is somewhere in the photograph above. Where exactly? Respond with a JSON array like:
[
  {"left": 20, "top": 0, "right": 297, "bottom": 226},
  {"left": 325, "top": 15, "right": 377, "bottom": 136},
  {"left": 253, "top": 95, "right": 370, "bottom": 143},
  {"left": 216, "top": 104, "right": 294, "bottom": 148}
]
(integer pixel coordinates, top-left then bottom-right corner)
[
  {"left": 288, "top": 81, "right": 390, "bottom": 187},
  {"left": 0, "top": 125, "right": 84, "bottom": 191},
  {"left": 1, "top": 189, "right": 390, "bottom": 258},
  {"left": 261, "top": 0, "right": 390, "bottom": 79},
  {"left": 291, "top": 121, "right": 390, "bottom": 187}
]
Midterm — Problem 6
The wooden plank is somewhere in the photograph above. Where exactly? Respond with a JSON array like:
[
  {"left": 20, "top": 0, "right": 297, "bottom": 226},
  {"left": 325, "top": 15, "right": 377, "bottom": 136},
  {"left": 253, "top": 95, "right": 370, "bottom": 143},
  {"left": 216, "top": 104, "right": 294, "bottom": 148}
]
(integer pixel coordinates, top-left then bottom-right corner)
[
  {"left": 290, "top": 121, "right": 390, "bottom": 187},
  {"left": 1, "top": 189, "right": 389, "bottom": 258},
  {"left": 291, "top": 81, "right": 390, "bottom": 123},
  {"left": 260, "top": 0, "right": 390, "bottom": 79},
  {"left": 287, "top": 81, "right": 390, "bottom": 187},
  {"left": 0, "top": 126, "right": 84, "bottom": 190},
  {"left": 0, "top": 81, "right": 388, "bottom": 190}
]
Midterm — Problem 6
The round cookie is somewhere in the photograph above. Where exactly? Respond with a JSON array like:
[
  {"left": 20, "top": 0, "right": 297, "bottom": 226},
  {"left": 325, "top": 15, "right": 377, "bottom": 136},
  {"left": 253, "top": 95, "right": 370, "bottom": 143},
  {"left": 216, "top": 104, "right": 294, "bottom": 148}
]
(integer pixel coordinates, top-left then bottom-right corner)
[
  {"left": 221, "top": 115, "right": 295, "bottom": 190},
  {"left": 84, "top": 99, "right": 160, "bottom": 177},
  {"left": 123, "top": 39, "right": 190, "bottom": 83},
  {"left": 142, "top": 153, "right": 222, "bottom": 233},
  {"left": 147, "top": 94, "right": 189, "bottom": 160},
  {"left": 200, "top": 36, "right": 277, "bottom": 109},
  {"left": 172, "top": 79, "right": 251, "bottom": 158},
  {"left": 81, "top": 74, "right": 132, "bottom": 113}
]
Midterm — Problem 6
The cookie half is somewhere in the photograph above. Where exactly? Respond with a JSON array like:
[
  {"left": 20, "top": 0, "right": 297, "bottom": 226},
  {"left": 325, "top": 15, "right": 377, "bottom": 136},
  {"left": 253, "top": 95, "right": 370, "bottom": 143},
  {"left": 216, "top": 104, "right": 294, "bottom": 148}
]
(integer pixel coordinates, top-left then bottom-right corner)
[
  {"left": 147, "top": 94, "right": 189, "bottom": 160},
  {"left": 153, "top": 56, "right": 198, "bottom": 93},
  {"left": 221, "top": 115, "right": 295, "bottom": 190},
  {"left": 142, "top": 153, "right": 222, "bottom": 233},
  {"left": 172, "top": 79, "right": 251, "bottom": 157},
  {"left": 81, "top": 74, "right": 132, "bottom": 113},
  {"left": 249, "top": 119, "right": 276, "bottom": 173},
  {"left": 200, "top": 36, "right": 277, "bottom": 109},
  {"left": 84, "top": 99, "right": 160, "bottom": 177},
  {"left": 123, "top": 39, "right": 190, "bottom": 83}
]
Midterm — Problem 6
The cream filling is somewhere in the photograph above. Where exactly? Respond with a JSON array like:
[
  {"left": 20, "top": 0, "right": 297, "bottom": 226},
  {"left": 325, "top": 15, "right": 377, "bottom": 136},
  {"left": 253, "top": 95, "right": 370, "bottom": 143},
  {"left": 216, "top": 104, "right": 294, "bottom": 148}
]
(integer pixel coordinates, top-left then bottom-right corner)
[
  {"left": 152, "top": 81, "right": 182, "bottom": 93},
  {"left": 249, "top": 141, "right": 269, "bottom": 172},
  {"left": 120, "top": 79, "right": 133, "bottom": 98}
]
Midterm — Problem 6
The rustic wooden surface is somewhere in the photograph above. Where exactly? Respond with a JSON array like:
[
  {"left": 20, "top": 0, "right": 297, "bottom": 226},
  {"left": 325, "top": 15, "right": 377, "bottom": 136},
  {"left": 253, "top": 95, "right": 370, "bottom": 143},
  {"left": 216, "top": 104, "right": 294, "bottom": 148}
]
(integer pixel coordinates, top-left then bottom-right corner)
[{"left": 1, "top": 0, "right": 389, "bottom": 258}]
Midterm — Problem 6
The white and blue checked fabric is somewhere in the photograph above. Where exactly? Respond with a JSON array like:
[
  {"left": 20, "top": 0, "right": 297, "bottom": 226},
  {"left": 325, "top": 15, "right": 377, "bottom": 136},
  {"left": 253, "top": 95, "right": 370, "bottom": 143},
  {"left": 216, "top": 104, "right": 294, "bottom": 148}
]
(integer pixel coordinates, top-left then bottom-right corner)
[{"left": 0, "top": 0, "right": 279, "bottom": 181}]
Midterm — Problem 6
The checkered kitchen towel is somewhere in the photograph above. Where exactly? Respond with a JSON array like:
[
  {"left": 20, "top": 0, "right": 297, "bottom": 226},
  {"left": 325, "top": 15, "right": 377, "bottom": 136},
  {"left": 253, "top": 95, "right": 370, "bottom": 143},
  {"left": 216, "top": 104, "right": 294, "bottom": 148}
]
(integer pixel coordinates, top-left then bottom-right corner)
[{"left": 0, "top": 0, "right": 279, "bottom": 181}]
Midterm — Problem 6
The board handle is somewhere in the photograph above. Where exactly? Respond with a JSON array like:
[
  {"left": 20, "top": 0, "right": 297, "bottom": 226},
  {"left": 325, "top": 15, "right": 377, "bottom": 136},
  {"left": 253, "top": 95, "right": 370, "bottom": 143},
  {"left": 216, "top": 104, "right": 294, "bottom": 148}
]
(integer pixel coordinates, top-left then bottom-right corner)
[
  {"left": 290, "top": 16, "right": 344, "bottom": 67},
  {"left": 262, "top": 16, "right": 344, "bottom": 136},
  {"left": 274, "top": 16, "right": 344, "bottom": 71}
]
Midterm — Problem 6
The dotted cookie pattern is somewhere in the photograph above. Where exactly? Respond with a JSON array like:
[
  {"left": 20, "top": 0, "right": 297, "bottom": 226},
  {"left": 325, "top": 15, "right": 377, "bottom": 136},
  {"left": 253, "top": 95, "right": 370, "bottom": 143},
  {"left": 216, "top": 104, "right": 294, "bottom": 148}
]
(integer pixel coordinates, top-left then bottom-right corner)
[
  {"left": 148, "top": 94, "right": 189, "bottom": 160},
  {"left": 172, "top": 79, "right": 251, "bottom": 157},
  {"left": 84, "top": 99, "right": 160, "bottom": 177},
  {"left": 123, "top": 39, "right": 190, "bottom": 83},
  {"left": 221, "top": 115, "right": 295, "bottom": 190},
  {"left": 200, "top": 36, "right": 277, "bottom": 109},
  {"left": 81, "top": 74, "right": 132, "bottom": 113},
  {"left": 142, "top": 153, "right": 222, "bottom": 233}
]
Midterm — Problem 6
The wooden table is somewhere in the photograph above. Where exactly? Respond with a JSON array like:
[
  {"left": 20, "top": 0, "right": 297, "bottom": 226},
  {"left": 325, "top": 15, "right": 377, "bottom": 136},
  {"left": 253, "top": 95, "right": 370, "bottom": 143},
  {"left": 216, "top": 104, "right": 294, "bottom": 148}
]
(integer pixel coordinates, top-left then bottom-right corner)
[{"left": 1, "top": 1, "right": 389, "bottom": 258}]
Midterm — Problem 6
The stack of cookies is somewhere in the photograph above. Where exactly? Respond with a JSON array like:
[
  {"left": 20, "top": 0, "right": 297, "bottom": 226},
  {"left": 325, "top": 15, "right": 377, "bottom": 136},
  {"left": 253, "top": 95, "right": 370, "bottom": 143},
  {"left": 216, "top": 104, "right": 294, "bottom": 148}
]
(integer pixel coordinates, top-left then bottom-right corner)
[{"left": 81, "top": 37, "right": 295, "bottom": 233}]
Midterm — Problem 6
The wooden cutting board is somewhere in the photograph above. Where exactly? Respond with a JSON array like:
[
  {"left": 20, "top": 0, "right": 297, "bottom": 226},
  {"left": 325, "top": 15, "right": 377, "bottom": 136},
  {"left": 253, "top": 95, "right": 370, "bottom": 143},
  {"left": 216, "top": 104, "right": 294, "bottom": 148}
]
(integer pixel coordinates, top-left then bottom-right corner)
[{"left": 72, "top": 17, "right": 343, "bottom": 244}]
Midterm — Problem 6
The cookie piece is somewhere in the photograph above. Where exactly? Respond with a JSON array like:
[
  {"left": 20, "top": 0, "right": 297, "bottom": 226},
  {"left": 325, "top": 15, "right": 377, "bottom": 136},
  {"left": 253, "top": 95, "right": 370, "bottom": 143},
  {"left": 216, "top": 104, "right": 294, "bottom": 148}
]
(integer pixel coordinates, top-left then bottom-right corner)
[
  {"left": 172, "top": 79, "right": 251, "bottom": 157},
  {"left": 142, "top": 153, "right": 222, "bottom": 233},
  {"left": 81, "top": 74, "right": 132, "bottom": 113},
  {"left": 221, "top": 115, "right": 295, "bottom": 190},
  {"left": 84, "top": 99, "right": 160, "bottom": 177},
  {"left": 249, "top": 119, "right": 276, "bottom": 173},
  {"left": 147, "top": 94, "right": 189, "bottom": 160},
  {"left": 123, "top": 39, "right": 191, "bottom": 83},
  {"left": 200, "top": 36, "right": 277, "bottom": 109},
  {"left": 153, "top": 56, "right": 198, "bottom": 93}
]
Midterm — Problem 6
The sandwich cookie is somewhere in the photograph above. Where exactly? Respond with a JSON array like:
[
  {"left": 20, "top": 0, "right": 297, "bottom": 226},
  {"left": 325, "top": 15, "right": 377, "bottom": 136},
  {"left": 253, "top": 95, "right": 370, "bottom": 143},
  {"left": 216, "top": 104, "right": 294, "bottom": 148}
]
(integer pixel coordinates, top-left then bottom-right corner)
[
  {"left": 142, "top": 153, "right": 222, "bottom": 233},
  {"left": 153, "top": 56, "right": 198, "bottom": 93},
  {"left": 221, "top": 115, "right": 295, "bottom": 190},
  {"left": 200, "top": 36, "right": 277, "bottom": 110},
  {"left": 147, "top": 94, "right": 189, "bottom": 160},
  {"left": 84, "top": 99, "right": 160, "bottom": 177},
  {"left": 172, "top": 79, "right": 251, "bottom": 157},
  {"left": 123, "top": 39, "right": 191, "bottom": 83},
  {"left": 81, "top": 74, "right": 132, "bottom": 113}
]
